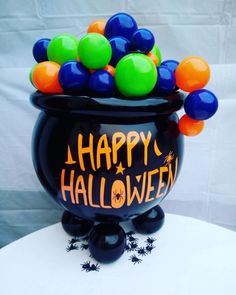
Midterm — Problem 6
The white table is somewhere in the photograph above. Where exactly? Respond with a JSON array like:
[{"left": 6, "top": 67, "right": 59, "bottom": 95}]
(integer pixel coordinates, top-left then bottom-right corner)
[{"left": 0, "top": 214, "right": 236, "bottom": 295}]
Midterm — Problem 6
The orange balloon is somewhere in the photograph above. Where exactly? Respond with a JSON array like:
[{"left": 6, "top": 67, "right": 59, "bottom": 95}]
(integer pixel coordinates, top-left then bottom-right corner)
[
  {"left": 175, "top": 56, "right": 210, "bottom": 92},
  {"left": 87, "top": 20, "right": 106, "bottom": 35},
  {"left": 32, "top": 61, "right": 63, "bottom": 94},
  {"left": 147, "top": 52, "right": 159, "bottom": 66},
  {"left": 179, "top": 114, "right": 204, "bottom": 136},
  {"left": 103, "top": 65, "right": 115, "bottom": 76}
]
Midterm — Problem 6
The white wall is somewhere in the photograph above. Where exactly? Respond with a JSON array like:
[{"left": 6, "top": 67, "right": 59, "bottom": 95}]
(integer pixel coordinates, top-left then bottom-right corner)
[{"left": 0, "top": 0, "right": 236, "bottom": 67}]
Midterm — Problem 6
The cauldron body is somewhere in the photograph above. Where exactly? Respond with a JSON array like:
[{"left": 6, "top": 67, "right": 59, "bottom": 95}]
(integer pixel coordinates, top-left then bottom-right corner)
[{"left": 31, "top": 93, "right": 184, "bottom": 223}]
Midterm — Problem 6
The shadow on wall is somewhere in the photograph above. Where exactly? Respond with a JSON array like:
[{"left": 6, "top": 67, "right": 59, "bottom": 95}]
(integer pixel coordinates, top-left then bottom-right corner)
[{"left": 0, "top": 191, "right": 63, "bottom": 248}]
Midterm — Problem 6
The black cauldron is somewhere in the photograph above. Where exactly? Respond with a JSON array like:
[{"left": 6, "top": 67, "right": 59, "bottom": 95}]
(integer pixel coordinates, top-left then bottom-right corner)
[{"left": 30, "top": 92, "right": 184, "bottom": 262}]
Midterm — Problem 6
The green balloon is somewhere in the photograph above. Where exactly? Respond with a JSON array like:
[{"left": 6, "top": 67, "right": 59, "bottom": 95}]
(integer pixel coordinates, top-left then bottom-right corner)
[
  {"left": 151, "top": 44, "right": 162, "bottom": 66},
  {"left": 115, "top": 53, "right": 157, "bottom": 97},
  {"left": 29, "top": 65, "right": 36, "bottom": 87},
  {"left": 61, "top": 33, "right": 79, "bottom": 45},
  {"left": 47, "top": 34, "right": 78, "bottom": 65},
  {"left": 78, "top": 33, "right": 112, "bottom": 69}
]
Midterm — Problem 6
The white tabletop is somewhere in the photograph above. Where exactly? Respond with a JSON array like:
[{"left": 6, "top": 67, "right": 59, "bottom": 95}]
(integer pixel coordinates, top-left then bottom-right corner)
[{"left": 0, "top": 214, "right": 236, "bottom": 295}]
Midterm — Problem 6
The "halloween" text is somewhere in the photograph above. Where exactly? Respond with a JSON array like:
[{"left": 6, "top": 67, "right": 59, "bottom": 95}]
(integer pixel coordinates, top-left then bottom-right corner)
[{"left": 60, "top": 158, "right": 178, "bottom": 209}]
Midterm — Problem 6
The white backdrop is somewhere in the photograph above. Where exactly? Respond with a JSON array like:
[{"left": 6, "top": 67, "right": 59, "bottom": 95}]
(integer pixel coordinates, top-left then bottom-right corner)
[
  {"left": 0, "top": 0, "right": 236, "bottom": 246},
  {"left": 1, "top": 0, "right": 236, "bottom": 67}
]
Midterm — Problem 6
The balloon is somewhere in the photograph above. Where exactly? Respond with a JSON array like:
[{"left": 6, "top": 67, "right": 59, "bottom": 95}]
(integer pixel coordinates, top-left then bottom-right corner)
[
  {"left": 161, "top": 60, "right": 179, "bottom": 72},
  {"left": 103, "top": 65, "right": 115, "bottom": 76},
  {"left": 105, "top": 13, "right": 138, "bottom": 40},
  {"left": 89, "top": 65, "right": 115, "bottom": 76},
  {"left": 175, "top": 56, "right": 210, "bottom": 92},
  {"left": 33, "top": 38, "right": 50, "bottom": 63},
  {"left": 78, "top": 33, "right": 112, "bottom": 69},
  {"left": 32, "top": 61, "right": 63, "bottom": 93},
  {"left": 87, "top": 19, "right": 106, "bottom": 35},
  {"left": 154, "top": 66, "right": 176, "bottom": 95},
  {"left": 47, "top": 34, "right": 78, "bottom": 65},
  {"left": 130, "top": 28, "right": 155, "bottom": 53},
  {"left": 151, "top": 44, "right": 162, "bottom": 66},
  {"left": 89, "top": 223, "right": 126, "bottom": 263},
  {"left": 109, "top": 36, "right": 130, "bottom": 66},
  {"left": 184, "top": 89, "right": 218, "bottom": 120},
  {"left": 147, "top": 52, "right": 159, "bottom": 66},
  {"left": 29, "top": 65, "right": 36, "bottom": 86},
  {"left": 115, "top": 53, "right": 157, "bottom": 97},
  {"left": 59, "top": 61, "right": 90, "bottom": 92},
  {"left": 89, "top": 70, "right": 115, "bottom": 96},
  {"left": 179, "top": 114, "right": 204, "bottom": 136}
]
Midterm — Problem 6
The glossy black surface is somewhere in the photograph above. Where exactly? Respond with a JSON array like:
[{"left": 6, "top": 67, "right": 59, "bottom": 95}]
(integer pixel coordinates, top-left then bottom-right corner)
[
  {"left": 30, "top": 91, "right": 184, "bottom": 118},
  {"left": 61, "top": 210, "right": 93, "bottom": 236},
  {"left": 88, "top": 223, "right": 126, "bottom": 263},
  {"left": 31, "top": 92, "right": 184, "bottom": 223},
  {"left": 132, "top": 205, "right": 165, "bottom": 233}
]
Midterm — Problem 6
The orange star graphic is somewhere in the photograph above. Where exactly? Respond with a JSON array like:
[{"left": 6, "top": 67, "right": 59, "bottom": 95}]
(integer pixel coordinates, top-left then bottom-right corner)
[{"left": 116, "top": 162, "right": 125, "bottom": 175}]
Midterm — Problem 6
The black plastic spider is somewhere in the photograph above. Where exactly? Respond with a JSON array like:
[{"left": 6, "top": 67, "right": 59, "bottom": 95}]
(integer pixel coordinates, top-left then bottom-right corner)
[
  {"left": 68, "top": 237, "right": 80, "bottom": 244},
  {"left": 80, "top": 243, "right": 89, "bottom": 250},
  {"left": 129, "top": 241, "right": 138, "bottom": 250},
  {"left": 66, "top": 243, "right": 79, "bottom": 252},
  {"left": 129, "top": 254, "right": 142, "bottom": 265},
  {"left": 136, "top": 247, "right": 148, "bottom": 256},
  {"left": 128, "top": 235, "right": 138, "bottom": 243},
  {"left": 125, "top": 244, "right": 131, "bottom": 252},
  {"left": 90, "top": 263, "right": 100, "bottom": 272},
  {"left": 81, "top": 261, "right": 100, "bottom": 272},
  {"left": 125, "top": 231, "right": 135, "bottom": 237},
  {"left": 81, "top": 261, "right": 91, "bottom": 272},
  {"left": 146, "top": 237, "right": 156, "bottom": 245},
  {"left": 146, "top": 244, "right": 155, "bottom": 254}
]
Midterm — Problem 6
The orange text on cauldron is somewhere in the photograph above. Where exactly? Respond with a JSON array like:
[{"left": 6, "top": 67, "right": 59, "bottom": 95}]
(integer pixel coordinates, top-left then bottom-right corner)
[{"left": 60, "top": 158, "right": 178, "bottom": 209}]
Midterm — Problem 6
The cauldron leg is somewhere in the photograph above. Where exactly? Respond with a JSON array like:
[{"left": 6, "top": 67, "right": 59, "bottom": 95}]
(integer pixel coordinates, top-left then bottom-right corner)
[
  {"left": 88, "top": 223, "right": 126, "bottom": 263},
  {"left": 132, "top": 205, "right": 165, "bottom": 234},
  {"left": 61, "top": 210, "right": 94, "bottom": 237}
]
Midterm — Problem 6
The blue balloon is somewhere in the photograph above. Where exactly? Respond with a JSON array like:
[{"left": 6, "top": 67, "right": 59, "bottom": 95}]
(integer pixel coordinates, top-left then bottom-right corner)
[
  {"left": 161, "top": 60, "right": 179, "bottom": 72},
  {"left": 109, "top": 36, "right": 130, "bottom": 66},
  {"left": 89, "top": 70, "right": 115, "bottom": 96},
  {"left": 59, "top": 61, "right": 89, "bottom": 92},
  {"left": 184, "top": 89, "right": 218, "bottom": 120},
  {"left": 130, "top": 29, "right": 155, "bottom": 53},
  {"left": 155, "top": 66, "right": 176, "bottom": 95},
  {"left": 105, "top": 13, "right": 138, "bottom": 40},
  {"left": 33, "top": 38, "right": 51, "bottom": 63}
]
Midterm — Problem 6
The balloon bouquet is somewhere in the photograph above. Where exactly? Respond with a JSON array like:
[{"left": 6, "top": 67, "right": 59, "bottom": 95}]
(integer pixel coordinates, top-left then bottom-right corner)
[{"left": 30, "top": 13, "right": 218, "bottom": 263}]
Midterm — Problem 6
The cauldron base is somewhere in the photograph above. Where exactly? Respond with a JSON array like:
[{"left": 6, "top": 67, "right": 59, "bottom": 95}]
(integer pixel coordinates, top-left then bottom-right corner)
[
  {"left": 61, "top": 206, "right": 165, "bottom": 263},
  {"left": 88, "top": 223, "right": 126, "bottom": 263},
  {"left": 61, "top": 211, "right": 94, "bottom": 237},
  {"left": 132, "top": 205, "right": 165, "bottom": 234}
]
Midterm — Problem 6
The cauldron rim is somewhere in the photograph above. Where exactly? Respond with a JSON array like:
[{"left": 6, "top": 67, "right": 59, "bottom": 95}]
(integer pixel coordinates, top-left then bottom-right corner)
[{"left": 30, "top": 91, "right": 185, "bottom": 117}]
